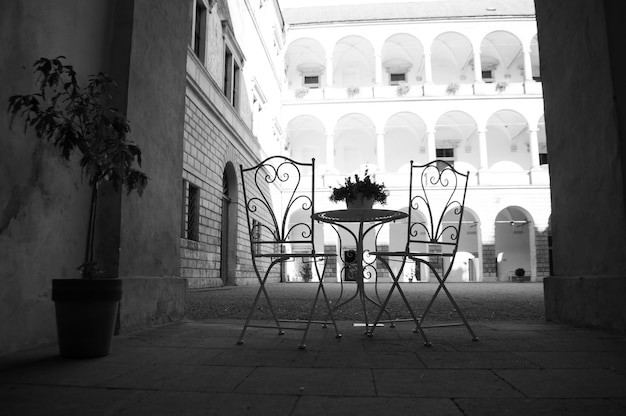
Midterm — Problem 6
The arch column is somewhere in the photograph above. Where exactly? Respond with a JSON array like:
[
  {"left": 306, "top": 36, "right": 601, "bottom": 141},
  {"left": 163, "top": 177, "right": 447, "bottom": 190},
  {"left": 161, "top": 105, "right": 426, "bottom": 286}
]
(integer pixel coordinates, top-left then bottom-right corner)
[
  {"left": 523, "top": 48, "right": 533, "bottom": 82},
  {"left": 527, "top": 128, "right": 546, "bottom": 184},
  {"left": 477, "top": 129, "right": 490, "bottom": 185},
  {"left": 325, "top": 133, "right": 335, "bottom": 171},
  {"left": 423, "top": 52, "right": 433, "bottom": 84},
  {"left": 325, "top": 56, "right": 333, "bottom": 86},
  {"left": 427, "top": 130, "right": 436, "bottom": 161},
  {"left": 375, "top": 54, "right": 382, "bottom": 84},
  {"left": 473, "top": 50, "right": 483, "bottom": 82},
  {"left": 528, "top": 128, "right": 540, "bottom": 169},
  {"left": 478, "top": 129, "right": 488, "bottom": 169},
  {"left": 376, "top": 131, "right": 385, "bottom": 171}
]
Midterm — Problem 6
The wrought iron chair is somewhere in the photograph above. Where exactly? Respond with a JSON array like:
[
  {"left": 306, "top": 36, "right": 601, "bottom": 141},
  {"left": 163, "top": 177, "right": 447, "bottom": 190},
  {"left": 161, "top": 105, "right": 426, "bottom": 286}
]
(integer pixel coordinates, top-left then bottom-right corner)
[
  {"left": 237, "top": 156, "right": 341, "bottom": 349},
  {"left": 369, "top": 160, "right": 478, "bottom": 343}
]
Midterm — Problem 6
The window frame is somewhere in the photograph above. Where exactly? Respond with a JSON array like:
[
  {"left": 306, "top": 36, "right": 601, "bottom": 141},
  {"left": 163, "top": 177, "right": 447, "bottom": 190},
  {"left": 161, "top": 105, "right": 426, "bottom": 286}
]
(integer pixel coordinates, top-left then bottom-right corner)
[
  {"left": 389, "top": 72, "right": 406, "bottom": 85},
  {"left": 435, "top": 148, "right": 455, "bottom": 169},
  {"left": 303, "top": 75, "right": 320, "bottom": 88},
  {"left": 222, "top": 20, "right": 245, "bottom": 110},
  {"left": 481, "top": 69, "right": 494, "bottom": 83},
  {"left": 182, "top": 180, "right": 200, "bottom": 241},
  {"left": 191, "top": 0, "right": 208, "bottom": 61}
]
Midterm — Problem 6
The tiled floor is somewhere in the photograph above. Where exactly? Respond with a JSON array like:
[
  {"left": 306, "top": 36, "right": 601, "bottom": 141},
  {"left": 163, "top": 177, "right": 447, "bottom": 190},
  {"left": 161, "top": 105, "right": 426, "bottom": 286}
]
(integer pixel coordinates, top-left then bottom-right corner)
[{"left": 1, "top": 319, "right": 626, "bottom": 415}]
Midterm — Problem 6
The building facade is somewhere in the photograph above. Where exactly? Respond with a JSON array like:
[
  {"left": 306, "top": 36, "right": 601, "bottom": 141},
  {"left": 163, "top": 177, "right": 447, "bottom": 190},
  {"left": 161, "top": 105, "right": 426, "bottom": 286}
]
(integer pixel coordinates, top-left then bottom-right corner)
[{"left": 181, "top": 0, "right": 550, "bottom": 288}]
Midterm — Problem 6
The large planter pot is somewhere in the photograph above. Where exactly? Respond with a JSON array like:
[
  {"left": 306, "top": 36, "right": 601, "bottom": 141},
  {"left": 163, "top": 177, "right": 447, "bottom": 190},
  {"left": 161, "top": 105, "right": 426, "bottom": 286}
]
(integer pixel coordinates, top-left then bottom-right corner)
[{"left": 52, "top": 278, "right": 122, "bottom": 358}]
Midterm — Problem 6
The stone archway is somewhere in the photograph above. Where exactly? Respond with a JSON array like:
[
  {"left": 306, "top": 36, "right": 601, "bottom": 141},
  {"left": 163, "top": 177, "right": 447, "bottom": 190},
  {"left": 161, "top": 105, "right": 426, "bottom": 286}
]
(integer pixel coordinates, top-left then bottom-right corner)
[
  {"left": 494, "top": 206, "right": 534, "bottom": 281},
  {"left": 220, "top": 162, "right": 238, "bottom": 286}
]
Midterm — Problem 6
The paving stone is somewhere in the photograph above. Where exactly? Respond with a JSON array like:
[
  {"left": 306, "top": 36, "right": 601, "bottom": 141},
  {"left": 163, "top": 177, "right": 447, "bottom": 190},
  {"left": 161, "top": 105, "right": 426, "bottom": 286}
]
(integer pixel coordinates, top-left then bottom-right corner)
[
  {"left": 314, "top": 350, "right": 424, "bottom": 368},
  {"left": 103, "top": 363, "right": 254, "bottom": 392},
  {"left": 292, "top": 396, "right": 463, "bottom": 416},
  {"left": 455, "top": 397, "right": 626, "bottom": 416},
  {"left": 236, "top": 367, "right": 376, "bottom": 396},
  {"left": 0, "top": 384, "right": 151, "bottom": 416},
  {"left": 496, "top": 368, "right": 626, "bottom": 398},
  {"left": 374, "top": 368, "right": 524, "bottom": 398},
  {"left": 118, "top": 391, "right": 298, "bottom": 416},
  {"left": 419, "top": 351, "right": 540, "bottom": 369}
]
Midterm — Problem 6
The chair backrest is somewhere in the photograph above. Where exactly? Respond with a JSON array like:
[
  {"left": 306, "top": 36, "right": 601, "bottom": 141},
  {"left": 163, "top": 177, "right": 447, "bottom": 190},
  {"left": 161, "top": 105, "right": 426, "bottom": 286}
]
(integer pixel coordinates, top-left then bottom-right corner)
[
  {"left": 240, "top": 156, "right": 317, "bottom": 258},
  {"left": 405, "top": 160, "right": 469, "bottom": 259}
]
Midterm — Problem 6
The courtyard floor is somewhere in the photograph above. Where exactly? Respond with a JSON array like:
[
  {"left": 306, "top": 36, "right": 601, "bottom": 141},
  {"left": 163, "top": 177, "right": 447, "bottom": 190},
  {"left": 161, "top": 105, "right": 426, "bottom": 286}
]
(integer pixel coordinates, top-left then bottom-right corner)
[{"left": 2, "top": 282, "right": 626, "bottom": 415}]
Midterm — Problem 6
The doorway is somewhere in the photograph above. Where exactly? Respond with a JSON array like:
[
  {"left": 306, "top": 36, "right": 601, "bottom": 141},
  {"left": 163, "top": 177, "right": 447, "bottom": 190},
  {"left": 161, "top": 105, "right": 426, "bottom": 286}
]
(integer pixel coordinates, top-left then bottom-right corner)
[{"left": 220, "top": 162, "right": 238, "bottom": 285}]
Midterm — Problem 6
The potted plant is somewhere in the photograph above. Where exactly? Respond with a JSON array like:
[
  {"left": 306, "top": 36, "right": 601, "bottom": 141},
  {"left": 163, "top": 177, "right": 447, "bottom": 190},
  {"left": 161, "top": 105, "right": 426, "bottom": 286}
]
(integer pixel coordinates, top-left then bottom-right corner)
[
  {"left": 7, "top": 56, "right": 148, "bottom": 357},
  {"left": 446, "top": 82, "right": 459, "bottom": 95},
  {"left": 396, "top": 81, "right": 410, "bottom": 97},
  {"left": 294, "top": 87, "right": 309, "bottom": 99},
  {"left": 329, "top": 170, "right": 387, "bottom": 209},
  {"left": 346, "top": 86, "right": 360, "bottom": 98},
  {"left": 514, "top": 267, "right": 526, "bottom": 282}
]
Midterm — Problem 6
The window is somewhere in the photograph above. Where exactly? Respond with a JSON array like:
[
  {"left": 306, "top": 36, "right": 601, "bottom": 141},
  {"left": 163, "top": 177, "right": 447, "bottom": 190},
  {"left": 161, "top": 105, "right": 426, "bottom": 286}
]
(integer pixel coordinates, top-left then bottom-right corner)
[
  {"left": 436, "top": 148, "right": 455, "bottom": 170},
  {"left": 222, "top": 20, "right": 244, "bottom": 110},
  {"left": 482, "top": 69, "right": 494, "bottom": 83},
  {"left": 539, "top": 152, "right": 549, "bottom": 165},
  {"left": 223, "top": 47, "right": 240, "bottom": 108},
  {"left": 233, "top": 61, "right": 240, "bottom": 107},
  {"left": 390, "top": 73, "right": 406, "bottom": 85},
  {"left": 303, "top": 75, "right": 319, "bottom": 88},
  {"left": 182, "top": 180, "right": 200, "bottom": 241},
  {"left": 192, "top": 1, "right": 207, "bottom": 60},
  {"left": 436, "top": 148, "right": 454, "bottom": 159},
  {"left": 224, "top": 48, "right": 232, "bottom": 96}
]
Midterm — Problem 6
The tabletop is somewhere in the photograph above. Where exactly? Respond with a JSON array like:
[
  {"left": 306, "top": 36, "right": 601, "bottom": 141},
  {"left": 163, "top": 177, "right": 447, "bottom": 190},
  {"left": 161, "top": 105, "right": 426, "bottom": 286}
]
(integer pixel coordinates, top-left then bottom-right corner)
[{"left": 312, "top": 208, "right": 407, "bottom": 224}]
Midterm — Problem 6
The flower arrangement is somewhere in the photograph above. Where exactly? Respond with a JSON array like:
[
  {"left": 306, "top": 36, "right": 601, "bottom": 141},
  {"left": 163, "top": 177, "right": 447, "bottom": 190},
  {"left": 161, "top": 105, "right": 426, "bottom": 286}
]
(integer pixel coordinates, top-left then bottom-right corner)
[
  {"left": 346, "top": 86, "right": 360, "bottom": 98},
  {"left": 294, "top": 87, "right": 309, "bottom": 99},
  {"left": 396, "top": 81, "right": 410, "bottom": 96},
  {"left": 446, "top": 82, "right": 459, "bottom": 95},
  {"left": 329, "top": 170, "right": 388, "bottom": 208}
]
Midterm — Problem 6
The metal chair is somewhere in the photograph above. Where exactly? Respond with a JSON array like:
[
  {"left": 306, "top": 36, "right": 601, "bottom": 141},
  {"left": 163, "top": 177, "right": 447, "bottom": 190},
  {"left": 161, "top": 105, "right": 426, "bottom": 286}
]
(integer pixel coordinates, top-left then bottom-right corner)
[
  {"left": 369, "top": 160, "right": 478, "bottom": 343},
  {"left": 237, "top": 156, "right": 341, "bottom": 349}
]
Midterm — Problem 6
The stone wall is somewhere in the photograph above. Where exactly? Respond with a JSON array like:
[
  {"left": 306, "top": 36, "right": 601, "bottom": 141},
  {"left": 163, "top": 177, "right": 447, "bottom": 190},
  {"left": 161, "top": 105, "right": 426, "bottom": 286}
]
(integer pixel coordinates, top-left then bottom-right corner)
[
  {"left": 536, "top": 0, "right": 626, "bottom": 333},
  {"left": 181, "top": 97, "right": 225, "bottom": 288},
  {"left": 0, "top": 0, "right": 189, "bottom": 354}
]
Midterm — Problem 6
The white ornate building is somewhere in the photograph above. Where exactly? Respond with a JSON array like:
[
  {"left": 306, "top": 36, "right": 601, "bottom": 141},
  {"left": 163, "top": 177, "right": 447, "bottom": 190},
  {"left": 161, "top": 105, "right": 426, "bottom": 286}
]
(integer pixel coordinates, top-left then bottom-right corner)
[
  {"left": 279, "top": 0, "right": 549, "bottom": 283},
  {"left": 180, "top": 0, "right": 549, "bottom": 287}
]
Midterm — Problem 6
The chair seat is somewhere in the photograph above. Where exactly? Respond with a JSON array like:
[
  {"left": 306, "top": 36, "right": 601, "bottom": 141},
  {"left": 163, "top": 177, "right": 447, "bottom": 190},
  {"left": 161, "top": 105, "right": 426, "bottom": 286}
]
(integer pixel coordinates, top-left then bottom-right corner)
[
  {"left": 369, "top": 251, "right": 455, "bottom": 258},
  {"left": 253, "top": 252, "right": 337, "bottom": 259}
]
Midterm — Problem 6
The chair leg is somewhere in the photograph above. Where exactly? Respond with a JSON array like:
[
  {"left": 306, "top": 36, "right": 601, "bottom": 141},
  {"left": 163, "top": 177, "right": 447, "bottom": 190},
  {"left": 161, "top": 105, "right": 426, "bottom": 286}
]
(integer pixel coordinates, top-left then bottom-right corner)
[
  {"left": 237, "top": 273, "right": 284, "bottom": 345},
  {"left": 319, "top": 281, "right": 342, "bottom": 339},
  {"left": 300, "top": 263, "right": 342, "bottom": 349},
  {"left": 421, "top": 275, "right": 479, "bottom": 341},
  {"left": 368, "top": 259, "right": 431, "bottom": 346},
  {"left": 299, "top": 280, "right": 342, "bottom": 349}
]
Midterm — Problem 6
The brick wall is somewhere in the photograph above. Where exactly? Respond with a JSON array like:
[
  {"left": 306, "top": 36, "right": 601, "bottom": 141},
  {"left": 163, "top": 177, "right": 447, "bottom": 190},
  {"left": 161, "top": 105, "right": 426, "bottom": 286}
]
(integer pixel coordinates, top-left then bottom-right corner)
[
  {"left": 535, "top": 228, "right": 551, "bottom": 280},
  {"left": 182, "top": 96, "right": 262, "bottom": 287},
  {"left": 482, "top": 244, "right": 497, "bottom": 281}
]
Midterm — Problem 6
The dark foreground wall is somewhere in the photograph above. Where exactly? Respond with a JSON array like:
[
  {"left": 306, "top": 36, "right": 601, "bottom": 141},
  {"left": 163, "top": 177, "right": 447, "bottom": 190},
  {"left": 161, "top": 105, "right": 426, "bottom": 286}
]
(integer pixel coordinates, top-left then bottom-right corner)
[
  {"left": 536, "top": 0, "right": 626, "bottom": 333},
  {"left": 109, "top": 0, "right": 189, "bottom": 332},
  {"left": 0, "top": 0, "right": 188, "bottom": 353}
]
